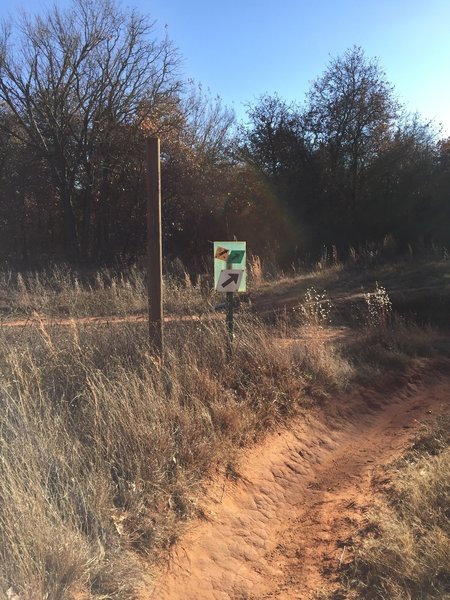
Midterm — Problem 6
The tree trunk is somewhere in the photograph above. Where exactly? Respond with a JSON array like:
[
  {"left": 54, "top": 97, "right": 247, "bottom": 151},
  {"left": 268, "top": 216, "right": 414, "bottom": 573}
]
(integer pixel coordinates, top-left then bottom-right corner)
[
  {"left": 19, "top": 191, "right": 28, "bottom": 265},
  {"left": 49, "top": 162, "right": 80, "bottom": 262},
  {"left": 80, "top": 187, "right": 93, "bottom": 263},
  {"left": 59, "top": 185, "right": 80, "bottom": 262}
]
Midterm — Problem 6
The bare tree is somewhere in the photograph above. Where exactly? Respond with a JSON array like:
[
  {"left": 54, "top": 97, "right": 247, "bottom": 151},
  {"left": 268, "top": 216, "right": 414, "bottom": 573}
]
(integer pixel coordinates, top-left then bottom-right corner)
[
  {"left": 0, "top": 0, "right": 180, "bottom": 260},
  {"left": 181, "top": 83, "right": 236, "bottom": 163}
]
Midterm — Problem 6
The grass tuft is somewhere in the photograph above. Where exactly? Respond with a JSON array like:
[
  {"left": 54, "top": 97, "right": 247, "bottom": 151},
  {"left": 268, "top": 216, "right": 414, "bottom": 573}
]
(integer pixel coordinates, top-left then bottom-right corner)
[{"left": 345, "top": 415, "right": 450, "bottom": 600}]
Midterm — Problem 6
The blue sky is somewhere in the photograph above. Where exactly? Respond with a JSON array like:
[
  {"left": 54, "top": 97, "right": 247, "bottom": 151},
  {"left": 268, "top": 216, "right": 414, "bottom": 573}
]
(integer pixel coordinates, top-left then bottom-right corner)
[{"left": 2, "top": 0, "right": 449, "bottom": 135}]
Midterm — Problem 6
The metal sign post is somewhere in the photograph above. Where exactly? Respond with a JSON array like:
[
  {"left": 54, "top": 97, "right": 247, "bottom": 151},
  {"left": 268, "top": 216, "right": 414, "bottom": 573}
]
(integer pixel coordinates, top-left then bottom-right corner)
[{"left": 226, "top": 256, "right": 234, "bottom": 358}]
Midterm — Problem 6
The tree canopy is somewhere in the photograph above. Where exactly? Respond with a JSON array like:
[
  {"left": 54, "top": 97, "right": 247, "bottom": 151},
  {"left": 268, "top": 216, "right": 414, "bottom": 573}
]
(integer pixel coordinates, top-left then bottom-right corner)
[{"left": 0, "top": 11, "right": 448, "bottom": 267}]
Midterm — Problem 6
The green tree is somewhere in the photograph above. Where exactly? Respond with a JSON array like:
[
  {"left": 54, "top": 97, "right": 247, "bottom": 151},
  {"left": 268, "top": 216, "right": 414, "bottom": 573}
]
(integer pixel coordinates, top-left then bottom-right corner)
[
  {"left": 238, "top": 94, "right": 315, "bottom": 258},
  {"left": 305, "top": 46, "right": 399, "bottom": 245},
  {"left": 240, "top": 94, "right": 304, "bottom": 178}
]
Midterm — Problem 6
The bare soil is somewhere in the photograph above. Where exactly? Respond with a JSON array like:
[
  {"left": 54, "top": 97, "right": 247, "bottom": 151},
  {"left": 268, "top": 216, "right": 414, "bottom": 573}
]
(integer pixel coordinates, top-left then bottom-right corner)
[
  {"left": 140, "top": 361, "right": 449, "bottom": 600},
  {"left": 0, "top": 313, "right": 207, "bottom": 328}
]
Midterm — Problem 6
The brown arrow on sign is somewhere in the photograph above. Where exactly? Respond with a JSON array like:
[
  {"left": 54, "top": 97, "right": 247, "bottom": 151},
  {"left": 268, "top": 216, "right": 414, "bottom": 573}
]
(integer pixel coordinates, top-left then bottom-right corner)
[{"left": 214, "top": 246, "right": 229, "bottom": 261}]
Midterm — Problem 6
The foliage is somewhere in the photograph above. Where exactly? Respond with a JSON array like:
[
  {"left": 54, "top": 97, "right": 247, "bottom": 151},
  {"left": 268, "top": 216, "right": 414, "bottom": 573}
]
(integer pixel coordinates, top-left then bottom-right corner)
[
  {"left": 239, "top": 47, "right": 450, "bottom": 260},
  {"left": 364, "top": 283, "right": 392, "bottom": 329},
  {"left": 297, "top": 286, "right": 334, "bottom": 327},
  {"left": 0, "top": 0, "right": 180, "bottom": 261},
  {"left": 0, "top": 10, "right": 449, "bottom": 266},
  {"left": 349, "top": 416, "right": 450, "bottom": 600}
]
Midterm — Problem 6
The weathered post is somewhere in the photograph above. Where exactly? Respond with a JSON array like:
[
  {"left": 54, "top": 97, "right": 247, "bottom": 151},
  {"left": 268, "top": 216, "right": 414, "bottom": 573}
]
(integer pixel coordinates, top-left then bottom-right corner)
[{"left": 145, "top": 137, "right": 164, "bottom": 357}]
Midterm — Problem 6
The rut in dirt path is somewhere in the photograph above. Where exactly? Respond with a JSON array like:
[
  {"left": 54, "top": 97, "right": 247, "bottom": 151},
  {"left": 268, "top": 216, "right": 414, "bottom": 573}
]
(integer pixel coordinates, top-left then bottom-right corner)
[{"left": 141, "top": 369, "right": 449, "bottom": 600}]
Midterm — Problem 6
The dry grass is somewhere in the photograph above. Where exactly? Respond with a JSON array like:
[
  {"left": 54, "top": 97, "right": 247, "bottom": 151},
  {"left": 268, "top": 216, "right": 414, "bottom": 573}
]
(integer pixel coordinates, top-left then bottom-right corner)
[
  {"left": 0, "top": 264, "right": 213, "bottom": 320},
  {"left": 0, "top": 267, "right": 445, "bottom": 599},
  {"left": 338, "top": 415, "right": 450, "bottom": 600},
  {"left": 0, "top": 302, "right": 354, "bottom": 598},
  {"left": 0, "top": 265, "right": 142, "bottom": 317}
]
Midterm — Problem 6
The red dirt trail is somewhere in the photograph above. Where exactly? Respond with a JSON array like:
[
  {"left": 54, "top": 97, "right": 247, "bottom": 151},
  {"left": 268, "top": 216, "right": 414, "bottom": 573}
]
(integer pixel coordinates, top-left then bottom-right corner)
[{"left": 139, "top": 365, "right": 449, "bottom": 600}]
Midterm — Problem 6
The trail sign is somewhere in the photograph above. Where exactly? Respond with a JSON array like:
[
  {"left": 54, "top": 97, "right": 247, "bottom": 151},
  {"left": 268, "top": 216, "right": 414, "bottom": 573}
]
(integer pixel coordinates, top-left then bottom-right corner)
[
  {"left": 213, "top": 241, "right": 246, "bottom": 292},
  {"left": 214, "top": 241, "right": 247, "bottom": 358},
  {"left": 215, "top": 269, "right": 244, "bottom": 292}
]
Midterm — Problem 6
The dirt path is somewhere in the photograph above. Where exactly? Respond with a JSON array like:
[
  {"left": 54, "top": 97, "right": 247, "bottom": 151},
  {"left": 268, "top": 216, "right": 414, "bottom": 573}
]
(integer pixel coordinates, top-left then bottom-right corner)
[
  {"left": 141, "top": 367, "right": 448, "bottom": 600},
  {"left": 0, "top": 313, "right": 209, "bottom": 328}
]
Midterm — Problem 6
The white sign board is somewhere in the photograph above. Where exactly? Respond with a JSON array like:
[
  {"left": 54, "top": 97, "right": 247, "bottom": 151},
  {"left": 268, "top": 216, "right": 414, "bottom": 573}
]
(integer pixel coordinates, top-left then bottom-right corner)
[{"left": 215, "top": 269, "right": 244, "bottom": 293}]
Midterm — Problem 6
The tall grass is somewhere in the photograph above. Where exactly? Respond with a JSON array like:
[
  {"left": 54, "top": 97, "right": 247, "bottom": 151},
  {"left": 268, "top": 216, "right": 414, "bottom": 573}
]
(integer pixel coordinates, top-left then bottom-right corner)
[
  {"left": 1, "top": 266, "right": 444, "bottom": 598},
  {"left": 0, "top": 263, "right": 213, "bottom": 319},
  {"left": 348, "top": 416, "right": 450, "bottom": 600},
  {"left": 0, "top": 307, "right": 352, "bottom": 598}
]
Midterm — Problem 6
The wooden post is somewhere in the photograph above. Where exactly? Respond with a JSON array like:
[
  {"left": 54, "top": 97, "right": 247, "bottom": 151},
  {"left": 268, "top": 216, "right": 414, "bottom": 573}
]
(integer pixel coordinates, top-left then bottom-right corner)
[{"left": 145, "top": 137, "right": 164, "bottom": 356}]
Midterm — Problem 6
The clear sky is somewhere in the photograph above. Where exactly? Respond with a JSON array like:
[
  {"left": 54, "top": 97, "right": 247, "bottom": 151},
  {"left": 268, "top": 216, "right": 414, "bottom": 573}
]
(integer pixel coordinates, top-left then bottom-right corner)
[{"left": 1, "top": 0, "right": 449, "bottom": 135}]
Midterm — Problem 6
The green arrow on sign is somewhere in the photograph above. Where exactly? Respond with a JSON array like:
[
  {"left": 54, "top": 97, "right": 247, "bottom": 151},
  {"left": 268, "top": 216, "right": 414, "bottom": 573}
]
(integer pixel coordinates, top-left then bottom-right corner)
[{"left": 227, "top": 250, "right": 245, "bottom": 264}]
